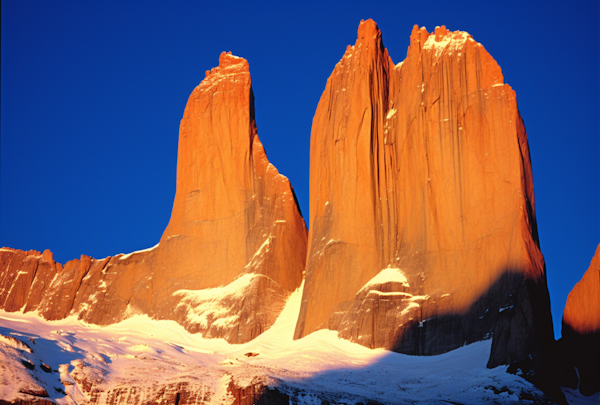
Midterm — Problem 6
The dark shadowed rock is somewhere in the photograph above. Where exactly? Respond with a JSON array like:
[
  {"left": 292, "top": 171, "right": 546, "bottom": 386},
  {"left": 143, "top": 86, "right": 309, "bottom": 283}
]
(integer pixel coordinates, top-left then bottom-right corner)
[{"left": 559, "top": 244, "right": 600, "bottom": 395}]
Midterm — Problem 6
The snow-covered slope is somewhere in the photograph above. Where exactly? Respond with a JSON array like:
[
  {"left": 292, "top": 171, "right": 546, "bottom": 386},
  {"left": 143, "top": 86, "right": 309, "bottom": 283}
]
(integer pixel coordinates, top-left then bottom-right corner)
[{"left": 0, "top": 284, "right": 592, "bottom": 404}]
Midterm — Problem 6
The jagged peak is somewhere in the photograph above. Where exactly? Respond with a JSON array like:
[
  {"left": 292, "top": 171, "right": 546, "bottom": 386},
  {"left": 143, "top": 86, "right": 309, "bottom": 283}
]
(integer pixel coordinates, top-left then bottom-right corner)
[
  {"left": 409, "top": 25, "right": 430, "bottom": 50},
  {"left": 423, "top": 26, "right": 474, "bottom": 57},
  {"left": 408, "top": 25, "right": 477, "bottom": 58},
  {"left": 202, "top": 51, "right": 249, "bottom": 82},
  {"left": 218, "top": 51, "right": 248, "bottom": 70},
  {"left": 336, "top": 19, "right": 391, "bottom": 70},
  {"left": 357, "top": 19, "right": 381, "bottom": 42}
]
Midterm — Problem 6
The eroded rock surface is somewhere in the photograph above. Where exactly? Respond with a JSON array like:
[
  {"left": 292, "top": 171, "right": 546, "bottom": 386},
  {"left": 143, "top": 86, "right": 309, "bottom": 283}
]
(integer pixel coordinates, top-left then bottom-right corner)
[
  {"left": 295, "top": 20, "right": 554, "bottom": 369},
  {"left": 0, "top": 52, "right": 307, "bottom": 344}
]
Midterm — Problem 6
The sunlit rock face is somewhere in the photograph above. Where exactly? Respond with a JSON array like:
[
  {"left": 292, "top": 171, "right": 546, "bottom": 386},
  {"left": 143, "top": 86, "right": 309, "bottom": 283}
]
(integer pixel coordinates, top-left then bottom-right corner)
[
  {"left": 560, "top": 244, "right": 600, "bottom": 395},
  {"left": 152, "top": 52, "right": 307, "bottom": 342},
  {"left": 294, "top": 20, "right": 554, "bottom": 368},
  {"left": 0, "top": 53, "right": 307, "bottom": 344}
]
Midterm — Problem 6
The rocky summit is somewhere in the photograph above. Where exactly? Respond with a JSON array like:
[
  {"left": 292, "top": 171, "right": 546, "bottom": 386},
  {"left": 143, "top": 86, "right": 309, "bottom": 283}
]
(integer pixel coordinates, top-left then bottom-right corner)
[
  {"left": 294, "top": 20, "right": 554, "bottom": 371},
  {"left": 0, "top": 52, "right": 308, "bottom": 345}
]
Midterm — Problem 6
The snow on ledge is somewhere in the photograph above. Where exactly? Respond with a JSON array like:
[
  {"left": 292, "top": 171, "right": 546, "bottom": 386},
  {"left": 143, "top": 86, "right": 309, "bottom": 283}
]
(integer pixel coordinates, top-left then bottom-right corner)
[
  {"left": 359, "top": 267, "right": 410, "bottom": 295},
  {"left": 423, "top": 30, "right": 472, "bottom": 58},
  {"left": 119, "top": 243, "right": 159, "bottom": 260},
  {"left": 174, "top": 273, "right": 262, "bottom": 329}
]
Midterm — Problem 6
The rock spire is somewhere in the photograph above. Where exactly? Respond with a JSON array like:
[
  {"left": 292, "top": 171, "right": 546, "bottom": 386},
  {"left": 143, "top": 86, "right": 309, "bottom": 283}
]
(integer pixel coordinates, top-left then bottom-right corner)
[
  {"left": 0, "top": 52, "right": 307, "bottom": 344},
  {"left": 294, "top": 20, "right": 554, "bottom": 369}
]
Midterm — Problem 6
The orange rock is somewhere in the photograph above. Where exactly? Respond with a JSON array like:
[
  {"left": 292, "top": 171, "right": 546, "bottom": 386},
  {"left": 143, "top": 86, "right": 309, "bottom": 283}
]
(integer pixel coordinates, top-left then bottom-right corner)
[
  {"left": 0, "top": 52, "right": 307, "bottom": 344},
  {"left": 560, "top": 244, "right": 600, "bottom": 395},
  {"left": 150, "top": 52, "right": 307, "bottom": 342},
  {"left": 295, "top": 20, "right": 554, "bottom": 368},
  {"left": 563, "top": 244, "right": 600, "bottom": 334},
  {"left": 0, "top": 248, "right": 41, "bottom": 312},
  {"left": 155, "top": 52, "right": 305, "bottom": 299}
]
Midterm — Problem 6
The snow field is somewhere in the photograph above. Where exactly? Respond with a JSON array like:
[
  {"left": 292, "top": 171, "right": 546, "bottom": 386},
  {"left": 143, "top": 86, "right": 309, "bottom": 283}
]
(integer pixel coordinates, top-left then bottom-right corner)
[{"left": 0, "top": 281, "right": 590, "bottom": 404}]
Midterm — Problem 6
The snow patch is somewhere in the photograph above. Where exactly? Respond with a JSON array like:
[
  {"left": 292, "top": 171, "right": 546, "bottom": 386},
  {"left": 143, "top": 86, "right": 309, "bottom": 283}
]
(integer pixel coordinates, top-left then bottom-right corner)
[
  {"left": 401, "top": 301, "right": 421, "bottom": 316},
  {"left": 359, "top": 267, "right": 410, "bottom": 295},
  {"left": 174, "top": 273, "right": 260, "bottom": 329},
  {"left": 366, "top": 291, "right": 429, "bottom": 303},
  {"left": 423, "top": 30, "right": 472, "bottom": 58},
  {"left": 0, "top": 334, "right": 32, "bottom": 353},
  {"left": 119, "top": 243, "right": 158, "bottom": 260}
]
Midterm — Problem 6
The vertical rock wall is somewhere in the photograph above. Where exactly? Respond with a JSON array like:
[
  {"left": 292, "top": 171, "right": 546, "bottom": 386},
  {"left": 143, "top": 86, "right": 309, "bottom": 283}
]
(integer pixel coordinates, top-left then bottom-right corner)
[{"left": 295, "top": 20, "right": 554, "bottom": 368}]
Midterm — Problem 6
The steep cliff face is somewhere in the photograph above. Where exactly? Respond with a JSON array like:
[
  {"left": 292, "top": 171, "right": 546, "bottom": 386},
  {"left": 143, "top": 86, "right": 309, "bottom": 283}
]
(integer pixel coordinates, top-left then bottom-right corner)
[
  {"left": 0, "top": 52, "right": 307, "bottom": 344},
  {"left": 295, "top": 20, "right": 553, "bottom": 368},
  {"left": 560, "top": 244, "right": 600, "bottom": 395}
]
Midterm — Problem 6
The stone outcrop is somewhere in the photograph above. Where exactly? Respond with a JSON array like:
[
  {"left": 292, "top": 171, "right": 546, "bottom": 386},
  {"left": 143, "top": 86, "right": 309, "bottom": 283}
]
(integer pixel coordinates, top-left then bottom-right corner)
[
  {"left": 0, "top": 52, "right": 307, "bottom": 343},
  {"left": 294, "top": 20, "right": 554, "bottom": 369},
  {"left": 559, "top": 244, "right": 600, "bottom": 395}
]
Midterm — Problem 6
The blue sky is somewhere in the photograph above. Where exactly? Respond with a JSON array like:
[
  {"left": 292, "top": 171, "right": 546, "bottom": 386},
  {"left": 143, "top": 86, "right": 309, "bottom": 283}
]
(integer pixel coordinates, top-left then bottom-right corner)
[{"left": 1, "top": 1, "right": 598, "bottom": 339}]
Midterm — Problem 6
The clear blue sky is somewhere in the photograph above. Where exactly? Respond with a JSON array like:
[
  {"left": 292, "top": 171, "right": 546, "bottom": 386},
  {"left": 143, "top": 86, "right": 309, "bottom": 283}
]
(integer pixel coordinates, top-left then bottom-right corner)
[{"left": 1, "top": 1, "right": 598, "bottom": 339}]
